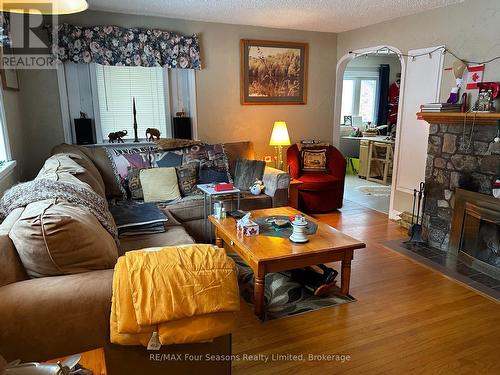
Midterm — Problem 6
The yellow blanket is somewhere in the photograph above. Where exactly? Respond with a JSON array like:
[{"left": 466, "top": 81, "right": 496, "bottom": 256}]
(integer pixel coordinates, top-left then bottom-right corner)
[{"left": 110, "top": 244, "right": 240, "bottom": 346}]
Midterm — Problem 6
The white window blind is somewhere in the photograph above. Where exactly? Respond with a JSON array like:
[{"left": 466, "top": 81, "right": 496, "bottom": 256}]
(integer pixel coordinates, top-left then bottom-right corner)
[{"left": 95, "top": 65, "right": 167, "bottom": 141}]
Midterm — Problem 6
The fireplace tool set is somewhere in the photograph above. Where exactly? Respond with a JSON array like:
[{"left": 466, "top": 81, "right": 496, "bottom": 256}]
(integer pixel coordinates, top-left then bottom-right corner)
[{"left": 407, "top": 182, "right": 426, "bottom": 244}]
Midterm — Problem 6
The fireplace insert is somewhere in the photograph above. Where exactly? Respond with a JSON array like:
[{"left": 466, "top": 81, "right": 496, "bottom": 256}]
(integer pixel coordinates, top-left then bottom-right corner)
[{"left": 449, "top": 189, "right": 500, "bottom": 279}]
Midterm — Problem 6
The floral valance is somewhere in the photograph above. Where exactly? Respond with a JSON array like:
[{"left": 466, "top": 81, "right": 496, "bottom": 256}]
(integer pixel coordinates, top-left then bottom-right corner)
[{"left": 47, "top": 23, "right": 201, "bottom": 69}]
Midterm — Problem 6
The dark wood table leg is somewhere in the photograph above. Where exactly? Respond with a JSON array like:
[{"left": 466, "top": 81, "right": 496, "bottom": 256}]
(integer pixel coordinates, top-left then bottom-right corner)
[
  {"left": 254, "top": 275, "right": 265, "bottom": 319},
  {"left": 341, "top": 250, "right": 353, "bottom": 295}
]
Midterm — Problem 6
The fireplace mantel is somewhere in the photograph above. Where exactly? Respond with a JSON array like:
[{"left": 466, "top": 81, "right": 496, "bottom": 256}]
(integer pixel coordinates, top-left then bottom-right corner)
[{"left": 416, "top": 112, "right": 500, "bottom": 125}]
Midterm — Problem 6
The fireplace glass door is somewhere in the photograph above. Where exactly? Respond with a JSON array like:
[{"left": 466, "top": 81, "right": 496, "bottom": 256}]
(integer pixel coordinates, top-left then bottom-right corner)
[{"left": 460, "top": 203, "right": 500, "bottom": 278}]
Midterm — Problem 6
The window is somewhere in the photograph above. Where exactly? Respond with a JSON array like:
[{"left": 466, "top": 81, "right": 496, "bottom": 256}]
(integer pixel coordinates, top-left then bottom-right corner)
[
  {"left": 341, "top": 69, "right": 379, "bottom": 124},
  {"left": 94, "top": 65, "right": 168, "bottom": 141},
  {"left": 0, "top": 88, "right": 11, "bottom": 163},
  {"left": 59, "top": 62, "right": 197, "bottom": 144}
]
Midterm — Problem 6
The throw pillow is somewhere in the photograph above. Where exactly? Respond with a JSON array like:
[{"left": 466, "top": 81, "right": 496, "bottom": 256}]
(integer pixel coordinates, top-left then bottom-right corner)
[
  {"left": 302, "top": 149, "right": 328, "bottom": 173},
  {"left": 155, "top": 151, "right": 184, "bottom": 168},
  {"left": 176, "top": 163, "right": 199, "bottom": 196},
  {"left": 127, "top": 167, "right": 144, "bottom": 200},
  {"left": 106, "top": 145, "right": 159, "bottom": 198},
  {"left": 140, "top": 168, "right": 181, "bottom": 202},
  {"left": 233, "top": 159, "right": 266, "bottom": 191},
  {"left": 182, "top": 143, "right": 232, "bottom": 184}
]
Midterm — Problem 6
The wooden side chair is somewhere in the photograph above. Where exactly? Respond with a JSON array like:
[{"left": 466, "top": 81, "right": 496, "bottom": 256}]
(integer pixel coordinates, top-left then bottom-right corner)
[{"left": 367, "top": 142, "right": 394, "bottom": 185}]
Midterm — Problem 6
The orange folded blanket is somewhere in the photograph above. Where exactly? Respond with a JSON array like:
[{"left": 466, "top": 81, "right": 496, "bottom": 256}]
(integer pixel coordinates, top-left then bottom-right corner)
[{"left": 111, "top": 244, "right": 240, "bottom": 346}]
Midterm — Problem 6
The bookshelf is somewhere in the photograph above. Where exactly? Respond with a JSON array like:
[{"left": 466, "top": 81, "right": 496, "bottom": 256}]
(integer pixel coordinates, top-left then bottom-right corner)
[{"left": 416, "top": 112, "right": 500, "bottom": 125}]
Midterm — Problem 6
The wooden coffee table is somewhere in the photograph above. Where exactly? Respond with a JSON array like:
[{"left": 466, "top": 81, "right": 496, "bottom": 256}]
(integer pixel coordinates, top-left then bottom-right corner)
[{"left": 209, "top": 207, "right": 366, "bottom": 318}]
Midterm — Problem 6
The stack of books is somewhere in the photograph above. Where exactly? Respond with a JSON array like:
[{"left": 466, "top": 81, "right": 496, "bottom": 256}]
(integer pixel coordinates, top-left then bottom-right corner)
[{"left": 420, "top": 103, "right": 461, "bottom": 112}]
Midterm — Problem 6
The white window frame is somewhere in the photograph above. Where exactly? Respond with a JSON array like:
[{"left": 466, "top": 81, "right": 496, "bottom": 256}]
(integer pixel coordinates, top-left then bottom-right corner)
[
  {"left": 0, "top": 86, "right": 16, "bottom": 181},
  {"left": 343, "top": 68, "right": 379, "bottom": 124}
]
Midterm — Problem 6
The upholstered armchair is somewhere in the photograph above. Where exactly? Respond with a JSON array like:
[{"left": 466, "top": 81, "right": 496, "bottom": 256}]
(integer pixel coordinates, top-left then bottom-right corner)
[{"left": 287, "top": 144, "right": 347, "bottom": 213}]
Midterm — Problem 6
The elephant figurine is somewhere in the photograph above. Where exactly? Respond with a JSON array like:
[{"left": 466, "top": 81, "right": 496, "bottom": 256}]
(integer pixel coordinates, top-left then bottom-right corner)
[
  {"left": 108, "top": 130, "right": 128, "bottom": 143},
  {"left": 146, "top": 128, "right": 161, "bottom": 142}
]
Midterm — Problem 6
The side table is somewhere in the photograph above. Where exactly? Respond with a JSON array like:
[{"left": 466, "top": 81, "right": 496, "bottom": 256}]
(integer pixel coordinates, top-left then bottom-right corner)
[
  {"left": 288, "top": 179, "right": 303, "bottom": 209},
  {"left": 197, "top": 183, "right": 241, "bottom": 242}
]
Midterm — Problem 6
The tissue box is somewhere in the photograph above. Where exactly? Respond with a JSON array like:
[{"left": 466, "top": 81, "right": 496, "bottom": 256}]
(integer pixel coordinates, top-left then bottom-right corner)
[{"left": 237, "top": 219, "right": 260, "bottom": 237}]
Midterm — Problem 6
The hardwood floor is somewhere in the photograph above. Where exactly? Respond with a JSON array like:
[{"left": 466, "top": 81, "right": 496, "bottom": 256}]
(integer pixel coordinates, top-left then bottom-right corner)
[{"left": 231, "top": 200, "right": 500, "bottom": 375}]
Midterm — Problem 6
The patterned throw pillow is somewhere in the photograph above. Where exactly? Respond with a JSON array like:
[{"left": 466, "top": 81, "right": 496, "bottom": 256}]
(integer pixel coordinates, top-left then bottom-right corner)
[
  {"left": 127, "top": 168, "right": 144, "bottom": 200},
  {"left": 176, "top": 163, "right": 199, "bottom": 196},
  {"left": 182, "top": 144, "right": 232, "bottom": 184},
  {"left": 302, "top": 149, "right": 327, "bottom": 173}
]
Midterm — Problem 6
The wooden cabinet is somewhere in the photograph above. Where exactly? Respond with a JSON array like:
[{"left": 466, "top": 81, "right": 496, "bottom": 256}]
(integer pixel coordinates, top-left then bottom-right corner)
[{"left": 358, "top": 140, "right": 369, "bottom": 178}]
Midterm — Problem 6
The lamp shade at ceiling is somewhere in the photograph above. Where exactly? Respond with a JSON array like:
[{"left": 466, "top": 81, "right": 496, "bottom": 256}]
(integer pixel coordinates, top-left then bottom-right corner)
[
  {"left": 0, "top": 0, "right": 88, "bottom": 15},
  {"left": 269, "top": 121, "right": 291, "bottom": 146}
]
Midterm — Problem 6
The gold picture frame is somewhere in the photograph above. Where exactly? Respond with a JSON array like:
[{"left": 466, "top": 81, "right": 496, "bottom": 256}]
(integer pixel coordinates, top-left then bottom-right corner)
[{"left": 240, "top": 39, "right": 308, "bottom": 105}]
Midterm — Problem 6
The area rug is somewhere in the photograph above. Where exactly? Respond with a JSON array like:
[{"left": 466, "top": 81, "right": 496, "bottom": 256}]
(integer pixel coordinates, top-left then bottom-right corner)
[
  {"left": 228, "top": 253, "right": 356, "bottom": 321},
  {"left": 355, "top": 185, "right": 391, "bottom": 196}
]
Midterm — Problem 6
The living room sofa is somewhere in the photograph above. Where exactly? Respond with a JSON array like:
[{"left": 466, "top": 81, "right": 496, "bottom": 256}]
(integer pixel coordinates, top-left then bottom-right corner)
[{"left": 0, "top": 141, "right": 290, "bottom": 374}]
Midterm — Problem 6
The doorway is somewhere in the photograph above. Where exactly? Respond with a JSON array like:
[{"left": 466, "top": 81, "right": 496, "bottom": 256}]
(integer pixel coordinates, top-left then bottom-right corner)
[{"left": 337, "top": 49, "right": 402, "bottom": 214}]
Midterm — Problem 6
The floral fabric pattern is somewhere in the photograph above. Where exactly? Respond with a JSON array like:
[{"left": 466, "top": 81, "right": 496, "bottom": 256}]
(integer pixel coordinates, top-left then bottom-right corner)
[
  {"left": 0, "top": 12, "right": 10, "bottom": 47},
  {"left": 47, "top": 23, "right": 201, "bottom": 69}
]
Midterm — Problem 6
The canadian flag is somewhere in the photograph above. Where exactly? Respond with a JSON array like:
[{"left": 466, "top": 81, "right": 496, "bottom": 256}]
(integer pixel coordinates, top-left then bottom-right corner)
[{"left": 466, "top": 64, "right": 485, "bottom": 90}]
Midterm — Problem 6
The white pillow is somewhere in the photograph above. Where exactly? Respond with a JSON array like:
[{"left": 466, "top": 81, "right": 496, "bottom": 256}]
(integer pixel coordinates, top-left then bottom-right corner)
[{"left": 140, "top": 168, "right": 181, "bottom": 202}]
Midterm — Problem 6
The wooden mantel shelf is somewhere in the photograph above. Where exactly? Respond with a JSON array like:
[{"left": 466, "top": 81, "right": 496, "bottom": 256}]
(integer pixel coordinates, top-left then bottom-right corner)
[{"left": 416, "top": 112, "right": 500, "bottom": 125}]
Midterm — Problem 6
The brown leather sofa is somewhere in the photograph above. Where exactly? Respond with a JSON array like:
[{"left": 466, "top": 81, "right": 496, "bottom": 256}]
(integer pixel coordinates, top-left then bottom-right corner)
[{"left": 0, "top": 141, "right": 289, "bottom": 374}]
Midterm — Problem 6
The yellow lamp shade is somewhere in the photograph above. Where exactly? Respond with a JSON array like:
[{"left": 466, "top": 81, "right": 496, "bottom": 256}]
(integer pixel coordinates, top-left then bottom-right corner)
[
  {"left": 269, "top": 121, "right": 291, "bottom": 146},
  {"left": 0, "top": 0, "right": 88, "bottom": 15}
]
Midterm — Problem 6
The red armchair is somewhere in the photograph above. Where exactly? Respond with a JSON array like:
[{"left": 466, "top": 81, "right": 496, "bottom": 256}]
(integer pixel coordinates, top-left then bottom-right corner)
[{"left": 287, "top": 144, "right": 347, "bottom": 213}]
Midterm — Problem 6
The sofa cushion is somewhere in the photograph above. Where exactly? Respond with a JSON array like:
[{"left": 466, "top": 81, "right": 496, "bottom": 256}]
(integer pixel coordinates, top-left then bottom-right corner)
[
  {"left": 140, "top": 168, "right": 181, "bottom": 202},
  {"left": 52, "top": 144, "right": 123, "bottom": 198},
  {"left": 0, "top": 208, "right": 28, "bottom": 287},
  {"left": 0, "top": 269, "right": 113, "bottom": 362},
  {"left": 48, "top": 148, "right": 106, "bottom": 197},
  {"left": 9, "top": 199, "right": 118, "bottom": 278},
  {"left": 298, "top": 174, "right": 344, "bottom": 192},
  {"left": 119, "top": 226, "right": 195, "bottom": 254}
]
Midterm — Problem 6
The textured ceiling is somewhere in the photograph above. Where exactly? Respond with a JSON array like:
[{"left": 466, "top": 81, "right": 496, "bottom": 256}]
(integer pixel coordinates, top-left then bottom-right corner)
[{"left": 88, "top": 0, "right": 464, "bottom": 33}]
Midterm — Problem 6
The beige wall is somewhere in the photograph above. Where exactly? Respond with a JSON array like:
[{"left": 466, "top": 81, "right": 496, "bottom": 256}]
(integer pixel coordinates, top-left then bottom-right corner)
[
  {"left": 337, "top": 0, "right": 500, "bottom": 214},
  {"left": 15, "top": 10, "right": 337, "bottom": 180}
]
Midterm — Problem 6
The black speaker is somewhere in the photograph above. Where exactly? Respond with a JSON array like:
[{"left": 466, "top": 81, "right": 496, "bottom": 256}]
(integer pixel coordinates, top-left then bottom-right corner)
[
  {"left": 74, "top": 118, "right": 95, "bottom": 145},
  {"left": 173, "top": 117, "right": 192, "bottom": 139}
]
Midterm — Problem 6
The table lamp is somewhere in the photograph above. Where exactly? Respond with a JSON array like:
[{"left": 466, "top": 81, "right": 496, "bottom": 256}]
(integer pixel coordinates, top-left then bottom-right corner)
[{"left": 269, "top": 121, "right": 291, "bottom": 170}]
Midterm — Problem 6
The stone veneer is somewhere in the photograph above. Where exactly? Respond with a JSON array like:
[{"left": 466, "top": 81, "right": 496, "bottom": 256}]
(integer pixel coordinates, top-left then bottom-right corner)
[{"left": 423, "top": 123, "right": 500, "bottom": 250}]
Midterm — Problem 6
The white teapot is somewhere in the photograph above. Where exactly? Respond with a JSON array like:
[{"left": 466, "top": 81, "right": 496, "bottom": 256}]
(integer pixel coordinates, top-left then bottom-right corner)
[{"left": 249, "top": 180, "right": 265, "bottom": 195}]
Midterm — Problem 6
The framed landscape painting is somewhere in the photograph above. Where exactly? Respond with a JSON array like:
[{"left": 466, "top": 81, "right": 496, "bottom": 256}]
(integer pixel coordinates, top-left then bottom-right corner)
[{"left": 241, "top": 39, "right": 308, "bottom": 105}]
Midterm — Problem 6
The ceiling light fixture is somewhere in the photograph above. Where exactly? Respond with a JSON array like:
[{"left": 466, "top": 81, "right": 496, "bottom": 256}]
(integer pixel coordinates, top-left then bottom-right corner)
[{"left": 0, "top": 0, "right": 88, "bottom": 15}]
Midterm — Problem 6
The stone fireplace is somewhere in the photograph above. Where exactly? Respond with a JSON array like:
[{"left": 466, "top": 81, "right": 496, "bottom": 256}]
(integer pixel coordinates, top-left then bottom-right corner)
[{"left": 423, "top": 122, "right": 500, "bottom": 258}]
